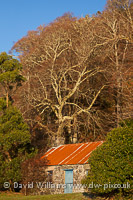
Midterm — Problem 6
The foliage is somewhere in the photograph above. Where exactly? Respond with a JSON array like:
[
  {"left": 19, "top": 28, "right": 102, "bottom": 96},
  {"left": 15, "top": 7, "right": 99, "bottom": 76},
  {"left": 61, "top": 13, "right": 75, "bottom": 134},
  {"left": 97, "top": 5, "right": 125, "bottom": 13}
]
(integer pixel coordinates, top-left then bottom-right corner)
[
  {"left": 0, "top": 52, "right": 22, "bottom": 83},
  {"left": 0, "top": 100, "right": 34, "bottom": 190},
  {"left": 83, "top": 119, "right": 133, "bottom": 194},
  {"left": 0, "top": 52, "right": 25, "bottom": 106}
]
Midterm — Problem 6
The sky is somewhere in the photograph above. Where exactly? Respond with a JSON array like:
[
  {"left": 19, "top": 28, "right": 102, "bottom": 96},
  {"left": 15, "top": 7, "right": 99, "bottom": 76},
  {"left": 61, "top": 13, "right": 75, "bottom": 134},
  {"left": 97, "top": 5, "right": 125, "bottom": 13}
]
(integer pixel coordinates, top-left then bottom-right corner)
[{"left": 0, "top": 0, "right": 107, "bottom": 54}]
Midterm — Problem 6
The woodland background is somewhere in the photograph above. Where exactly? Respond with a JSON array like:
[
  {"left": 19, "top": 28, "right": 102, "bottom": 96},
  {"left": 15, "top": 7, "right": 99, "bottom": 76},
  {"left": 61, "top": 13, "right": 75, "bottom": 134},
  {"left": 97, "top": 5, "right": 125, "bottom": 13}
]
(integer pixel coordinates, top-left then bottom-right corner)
[{"left": 1, "top": 0, "right": 133, "bottom": 151}]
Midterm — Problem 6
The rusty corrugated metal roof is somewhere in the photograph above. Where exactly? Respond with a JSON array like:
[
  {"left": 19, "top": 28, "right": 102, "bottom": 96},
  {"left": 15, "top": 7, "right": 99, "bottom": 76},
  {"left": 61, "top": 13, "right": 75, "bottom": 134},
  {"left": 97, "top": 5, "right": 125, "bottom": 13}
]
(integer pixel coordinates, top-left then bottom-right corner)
[{"left": 41, "top": 141, "right": 103, "bottom": 166}]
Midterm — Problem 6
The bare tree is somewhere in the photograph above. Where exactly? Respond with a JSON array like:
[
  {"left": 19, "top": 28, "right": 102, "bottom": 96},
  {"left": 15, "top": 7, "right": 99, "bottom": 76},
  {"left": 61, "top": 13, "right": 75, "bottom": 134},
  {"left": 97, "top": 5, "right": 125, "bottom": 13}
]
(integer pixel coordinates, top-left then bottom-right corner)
[
  {"left": 12, "top": 15, "right": 108, "bottom": 145},
  {"left": 91, "top": 0, "right": 133, "bottom": 126},
  {"left": 12, "top": 5, "right": 132, "bottom": 146}
]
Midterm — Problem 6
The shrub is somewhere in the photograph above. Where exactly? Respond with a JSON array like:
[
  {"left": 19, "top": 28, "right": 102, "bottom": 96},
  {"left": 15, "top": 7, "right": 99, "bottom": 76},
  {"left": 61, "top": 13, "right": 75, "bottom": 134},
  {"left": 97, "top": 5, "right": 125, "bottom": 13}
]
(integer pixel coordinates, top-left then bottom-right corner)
[{"left": 83, "top": 119, "right": 133, "bottom": 195}]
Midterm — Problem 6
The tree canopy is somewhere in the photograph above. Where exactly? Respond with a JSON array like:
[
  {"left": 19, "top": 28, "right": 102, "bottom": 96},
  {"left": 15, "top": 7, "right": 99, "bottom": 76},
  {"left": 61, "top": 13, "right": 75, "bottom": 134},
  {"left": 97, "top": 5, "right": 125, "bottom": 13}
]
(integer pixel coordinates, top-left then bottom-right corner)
[
  {"left": 0, "top": 52, "right": 25, "bottom": 107},
  {"left": 11, "top": 0, "right": 133, "bottom": 145}
]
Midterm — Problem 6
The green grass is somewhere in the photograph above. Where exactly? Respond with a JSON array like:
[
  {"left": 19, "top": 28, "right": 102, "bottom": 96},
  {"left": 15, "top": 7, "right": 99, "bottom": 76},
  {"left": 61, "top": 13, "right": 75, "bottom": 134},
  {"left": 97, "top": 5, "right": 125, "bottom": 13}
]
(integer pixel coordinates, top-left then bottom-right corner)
[
  {"left": 0, "top": 192, "right": 89, "bottom": 200},
  {"left": 1, "top": 192, "right": 132, "bottom": 200}
]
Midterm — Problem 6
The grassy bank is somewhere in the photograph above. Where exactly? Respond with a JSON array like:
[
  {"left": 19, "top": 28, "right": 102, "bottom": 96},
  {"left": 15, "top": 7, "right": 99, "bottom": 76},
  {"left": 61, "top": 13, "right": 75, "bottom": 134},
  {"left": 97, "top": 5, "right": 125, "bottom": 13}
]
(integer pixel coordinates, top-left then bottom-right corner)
[{"left": 0, "top": 192, "right": 89, "bottom": 200}]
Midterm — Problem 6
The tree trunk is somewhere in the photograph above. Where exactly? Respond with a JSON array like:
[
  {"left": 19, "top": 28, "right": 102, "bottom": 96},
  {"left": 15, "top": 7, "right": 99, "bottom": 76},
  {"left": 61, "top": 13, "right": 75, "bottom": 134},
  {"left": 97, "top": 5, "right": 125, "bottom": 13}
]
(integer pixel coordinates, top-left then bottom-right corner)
[
  {"left": 116, "top": 73, "right": 122, "bottom": 127},
  {"left": 6, "top": 91, "right": 9, "bottom": 108},
  {"left": 115, "top": 43, "right": 122, "bottom": 127}
]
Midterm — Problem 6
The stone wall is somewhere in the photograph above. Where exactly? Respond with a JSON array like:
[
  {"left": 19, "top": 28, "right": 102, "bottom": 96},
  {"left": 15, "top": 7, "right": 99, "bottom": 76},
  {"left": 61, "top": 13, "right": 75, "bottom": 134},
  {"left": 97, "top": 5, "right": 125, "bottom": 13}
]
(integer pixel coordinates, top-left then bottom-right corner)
[{"left": 43, "top": 164, "right": 90, "bottom": 194}]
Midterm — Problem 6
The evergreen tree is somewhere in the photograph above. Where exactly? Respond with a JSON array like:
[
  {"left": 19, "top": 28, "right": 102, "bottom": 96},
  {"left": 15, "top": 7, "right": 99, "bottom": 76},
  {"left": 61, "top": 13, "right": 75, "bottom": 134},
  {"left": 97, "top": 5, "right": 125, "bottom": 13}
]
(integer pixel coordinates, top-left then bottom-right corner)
[
  {"left": 0, "top": 53, "right": 34, "bottom": 190},
  {"left": 0, "top": 99, "right": 34, "bottom": 190},
  {"left": 0, "top": 52, "right": 25, "bottom": 107}
]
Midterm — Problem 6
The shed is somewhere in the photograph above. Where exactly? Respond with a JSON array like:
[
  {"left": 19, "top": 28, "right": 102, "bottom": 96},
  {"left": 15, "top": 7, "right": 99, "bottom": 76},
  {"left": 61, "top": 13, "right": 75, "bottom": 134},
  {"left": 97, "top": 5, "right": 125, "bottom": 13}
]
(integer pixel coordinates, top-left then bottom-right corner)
[{"left": 41, "top": 141, "right": 103, "bottom": 194}]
